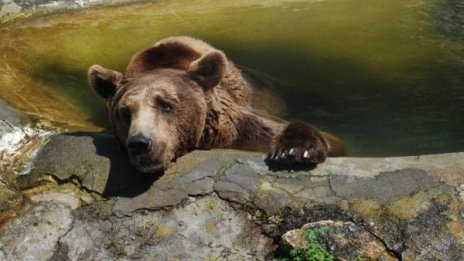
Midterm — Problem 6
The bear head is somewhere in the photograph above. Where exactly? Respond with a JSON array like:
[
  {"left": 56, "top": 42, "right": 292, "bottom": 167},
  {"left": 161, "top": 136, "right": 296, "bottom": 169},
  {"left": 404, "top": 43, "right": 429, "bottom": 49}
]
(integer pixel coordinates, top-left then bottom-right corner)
[{"left": 88, "top": 46, "right": 227, "bottom": 173}]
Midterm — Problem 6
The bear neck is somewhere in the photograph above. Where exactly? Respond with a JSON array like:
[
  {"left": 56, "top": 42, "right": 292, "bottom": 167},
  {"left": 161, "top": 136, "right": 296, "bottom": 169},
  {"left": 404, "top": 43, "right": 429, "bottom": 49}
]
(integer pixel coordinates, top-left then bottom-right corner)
[
  {"left": 198, "top": 89, "right": 228, "bottom": 149},
  {"left": 198, "top": 88, "right": 284, "bottom": 151}
]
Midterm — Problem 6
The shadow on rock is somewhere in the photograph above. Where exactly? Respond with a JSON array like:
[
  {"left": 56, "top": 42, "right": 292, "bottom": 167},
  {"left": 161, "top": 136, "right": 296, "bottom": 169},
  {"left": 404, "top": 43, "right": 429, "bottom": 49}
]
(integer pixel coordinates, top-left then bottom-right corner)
[
  {"left": 86, "top": 132, "right": 162, "bottom": 198},
  {"left": 21, "top": 132, "right": 161, "bottom": 198},
  {"left": 265, "top": 159, "right": 317, "bottom": 172}
]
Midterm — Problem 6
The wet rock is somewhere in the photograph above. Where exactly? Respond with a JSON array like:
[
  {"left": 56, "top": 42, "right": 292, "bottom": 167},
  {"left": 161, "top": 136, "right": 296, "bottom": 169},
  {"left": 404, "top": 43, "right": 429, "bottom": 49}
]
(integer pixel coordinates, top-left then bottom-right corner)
[
  {"left": 0, "top": 98, "right": 31, "bottom": 127},
  {"left": 1, "top": 132, "right": 463, "bottom": 260},
  {"left": 0, "top": 99, "right": 51, "bottom": 171},
  {"left": 0, "top": 99, "right": 51, "bottom": 210},
  {"left": 0, "top": 99, "right": 32, "bottom": 166}
]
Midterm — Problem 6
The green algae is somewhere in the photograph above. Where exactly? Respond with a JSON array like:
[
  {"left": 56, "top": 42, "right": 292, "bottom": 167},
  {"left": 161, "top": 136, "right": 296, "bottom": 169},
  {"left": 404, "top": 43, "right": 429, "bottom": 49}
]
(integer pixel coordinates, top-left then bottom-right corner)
[{"left": 0, "top": 0, "right": 463, "bottom": 155}]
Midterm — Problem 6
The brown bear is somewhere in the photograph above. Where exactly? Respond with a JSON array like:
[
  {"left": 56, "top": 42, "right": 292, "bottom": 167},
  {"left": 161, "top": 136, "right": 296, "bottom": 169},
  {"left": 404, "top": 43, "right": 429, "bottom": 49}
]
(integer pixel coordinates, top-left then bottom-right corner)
[{"left": 88, "top": 36, "right": 345, "bottom": 173}]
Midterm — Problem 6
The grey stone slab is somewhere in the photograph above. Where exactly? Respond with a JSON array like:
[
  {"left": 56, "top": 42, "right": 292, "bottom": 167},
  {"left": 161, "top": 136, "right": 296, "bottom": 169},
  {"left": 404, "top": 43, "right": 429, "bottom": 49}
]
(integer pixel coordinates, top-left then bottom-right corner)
[
  {"left": 58, "top": 195, "right": 273, "bottom": 260},
  {"left": 330, "top": 168, "right": 441, "bottom": 205},
  {"left": 20, "top": 132, "right": 137, "bottom": 195},
  {"left": 0, "top": 202, "right": 74, "bottom": 261}
]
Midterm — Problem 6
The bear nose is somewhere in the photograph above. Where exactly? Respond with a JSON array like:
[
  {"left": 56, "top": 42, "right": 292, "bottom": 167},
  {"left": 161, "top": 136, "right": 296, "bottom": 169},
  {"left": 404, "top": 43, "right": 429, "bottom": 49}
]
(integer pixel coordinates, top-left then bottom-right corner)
[{"left": 127, "top": 134, "right": 151, "bottom": 154}]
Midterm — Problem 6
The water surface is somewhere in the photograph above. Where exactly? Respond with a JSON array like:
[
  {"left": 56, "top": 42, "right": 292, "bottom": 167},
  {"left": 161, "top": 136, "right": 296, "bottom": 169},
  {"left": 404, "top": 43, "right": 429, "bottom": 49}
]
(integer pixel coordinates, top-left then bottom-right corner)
[{"left": 1, "top": 0, "right": 463, "bottom": 156}]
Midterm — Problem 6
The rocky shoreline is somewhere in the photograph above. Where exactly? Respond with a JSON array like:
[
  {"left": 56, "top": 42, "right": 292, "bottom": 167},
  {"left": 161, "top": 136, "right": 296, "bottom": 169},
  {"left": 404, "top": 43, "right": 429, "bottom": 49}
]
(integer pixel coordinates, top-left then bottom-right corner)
[
  {"left": 0, "top": 0, "right": 139, "bottom": 21},
  {"left": 0, "top": 99, "right": 52, "bottom": 211},
  {"left": 0, "top": 110, "right": 463, "bottom": 260}
]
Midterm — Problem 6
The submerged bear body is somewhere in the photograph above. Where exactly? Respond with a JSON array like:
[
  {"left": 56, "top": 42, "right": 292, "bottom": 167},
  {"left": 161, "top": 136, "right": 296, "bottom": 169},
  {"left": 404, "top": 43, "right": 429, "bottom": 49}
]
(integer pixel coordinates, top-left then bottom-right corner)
[{"left": 89, "top": 36, "right": 344, "bottom": 173}]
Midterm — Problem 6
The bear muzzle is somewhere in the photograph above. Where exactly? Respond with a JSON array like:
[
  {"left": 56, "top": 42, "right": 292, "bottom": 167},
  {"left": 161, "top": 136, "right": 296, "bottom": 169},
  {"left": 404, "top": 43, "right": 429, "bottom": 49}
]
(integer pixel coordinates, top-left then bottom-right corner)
[
  {"left": 128, "top": 134, "right": 152, "bottom": 155},
  {"left": 127, "top": 134, "right": 168, "bottom": 173}
]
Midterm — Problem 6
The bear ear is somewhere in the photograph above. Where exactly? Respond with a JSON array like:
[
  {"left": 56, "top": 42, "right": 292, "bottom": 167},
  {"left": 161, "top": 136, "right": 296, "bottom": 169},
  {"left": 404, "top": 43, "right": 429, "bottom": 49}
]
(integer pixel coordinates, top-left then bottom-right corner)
[
  {"left": 88, "top": 65, "right": 124, "bottom": 100},
  {"left": 187, "top": 51, "right": 227, "bottom": 89}
]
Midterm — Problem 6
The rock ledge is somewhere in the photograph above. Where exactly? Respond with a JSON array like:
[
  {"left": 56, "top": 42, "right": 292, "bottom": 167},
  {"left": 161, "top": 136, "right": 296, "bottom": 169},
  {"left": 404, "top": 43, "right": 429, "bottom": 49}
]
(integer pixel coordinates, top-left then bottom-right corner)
[{"left": 1, "top": 133, "right": 463, "bottom": 260}]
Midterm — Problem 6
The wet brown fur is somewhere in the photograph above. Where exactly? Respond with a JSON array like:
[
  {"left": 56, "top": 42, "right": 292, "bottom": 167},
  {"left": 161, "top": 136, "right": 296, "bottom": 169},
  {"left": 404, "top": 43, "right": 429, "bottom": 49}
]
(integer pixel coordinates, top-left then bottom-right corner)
[{"left": 88, "top": 36, "right": 345, "bottom": 173}]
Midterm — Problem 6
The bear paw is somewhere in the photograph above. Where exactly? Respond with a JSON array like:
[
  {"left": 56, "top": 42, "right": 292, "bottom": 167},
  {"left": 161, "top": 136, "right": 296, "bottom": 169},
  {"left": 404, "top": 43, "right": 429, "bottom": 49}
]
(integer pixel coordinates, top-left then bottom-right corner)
[{"left": 265, "top": 122, "right": 329, "bottom": 171}]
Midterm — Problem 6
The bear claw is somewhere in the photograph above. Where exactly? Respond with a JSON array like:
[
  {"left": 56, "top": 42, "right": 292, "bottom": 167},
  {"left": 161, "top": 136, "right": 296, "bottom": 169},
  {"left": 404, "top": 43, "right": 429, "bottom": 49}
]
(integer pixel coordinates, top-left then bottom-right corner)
[
  {"left": 303, "top": 150, "right": 309, "bottom": 158},
  {"left": 289, "top": 148, "right": 295, "bottom": 156},
  {"left": 265, "top": 122, "right": 329, "bottom": 171}
]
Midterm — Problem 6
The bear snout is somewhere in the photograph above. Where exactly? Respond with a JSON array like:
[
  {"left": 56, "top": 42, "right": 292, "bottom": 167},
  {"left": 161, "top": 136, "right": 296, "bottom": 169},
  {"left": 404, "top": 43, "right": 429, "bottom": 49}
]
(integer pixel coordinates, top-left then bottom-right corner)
[
  {"left": 127, "top": 134, "right": 152, "bottom": 155},
  {"left": 126, "top": 134, "right": 169, "bottom": 173}
]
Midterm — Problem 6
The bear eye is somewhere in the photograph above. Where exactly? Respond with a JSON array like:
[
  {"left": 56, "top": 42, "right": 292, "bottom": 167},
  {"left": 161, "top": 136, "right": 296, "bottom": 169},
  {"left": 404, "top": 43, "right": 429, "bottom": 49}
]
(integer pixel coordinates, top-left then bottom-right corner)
[
  {"left": 158, "top": 100, "right": 172, "bottom": 113},
  {"left": 119, "top": 107, "right": 131, "bottom": 121}
]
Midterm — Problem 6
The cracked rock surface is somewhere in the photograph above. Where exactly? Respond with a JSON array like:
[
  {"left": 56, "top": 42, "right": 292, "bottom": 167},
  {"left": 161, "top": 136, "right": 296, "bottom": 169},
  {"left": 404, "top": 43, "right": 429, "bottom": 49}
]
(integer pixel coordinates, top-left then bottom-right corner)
[{"left": 1, "top": 132, "right": 464, "bottom": 260}]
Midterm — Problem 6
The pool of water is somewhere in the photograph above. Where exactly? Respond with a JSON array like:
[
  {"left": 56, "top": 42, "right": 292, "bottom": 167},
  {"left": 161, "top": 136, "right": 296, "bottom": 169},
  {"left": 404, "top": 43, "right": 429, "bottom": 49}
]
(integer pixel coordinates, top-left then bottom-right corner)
[{"left": 1, "top": 0, "right": 463, "bottom": 156}]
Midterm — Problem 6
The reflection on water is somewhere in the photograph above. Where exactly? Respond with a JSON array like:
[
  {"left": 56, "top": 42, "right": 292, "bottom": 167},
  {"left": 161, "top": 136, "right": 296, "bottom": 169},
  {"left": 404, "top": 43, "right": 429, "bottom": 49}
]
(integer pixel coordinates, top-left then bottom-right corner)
[{"left": 0, "top": 0, "right": 463, "bottom": 156}]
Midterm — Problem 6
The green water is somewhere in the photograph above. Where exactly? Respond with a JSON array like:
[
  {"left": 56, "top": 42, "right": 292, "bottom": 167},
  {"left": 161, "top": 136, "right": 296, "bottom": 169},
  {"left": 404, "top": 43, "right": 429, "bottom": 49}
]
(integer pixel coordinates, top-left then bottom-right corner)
[{"left": 1, "top": 0, "right": 463, "bottom": 156}]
